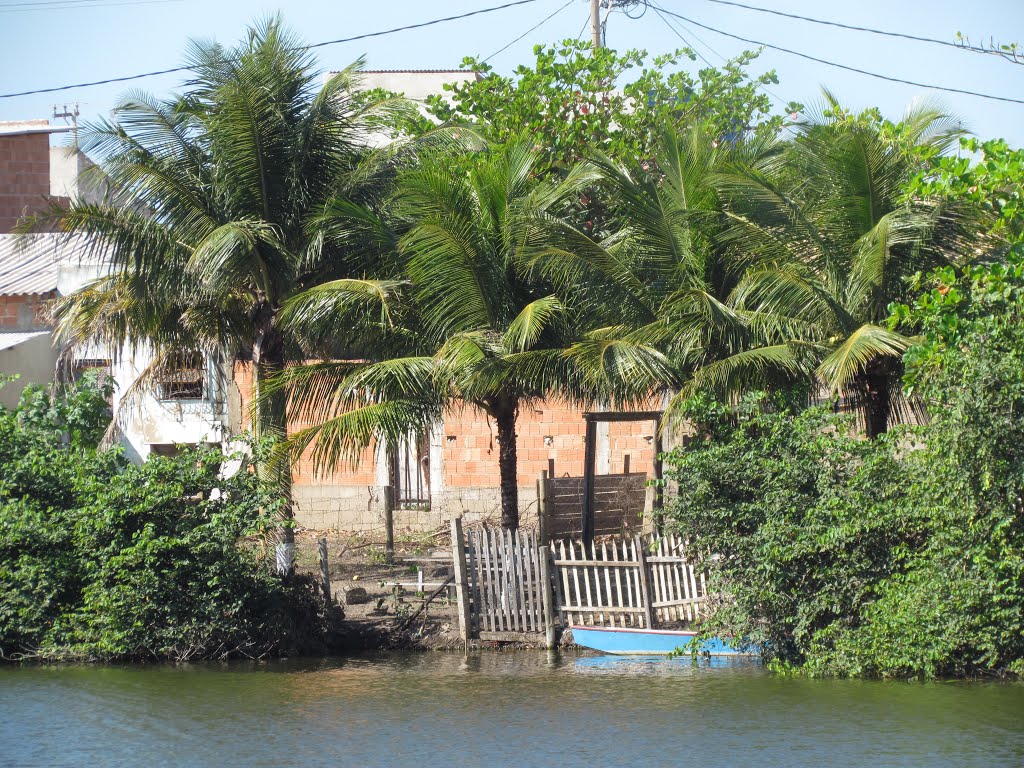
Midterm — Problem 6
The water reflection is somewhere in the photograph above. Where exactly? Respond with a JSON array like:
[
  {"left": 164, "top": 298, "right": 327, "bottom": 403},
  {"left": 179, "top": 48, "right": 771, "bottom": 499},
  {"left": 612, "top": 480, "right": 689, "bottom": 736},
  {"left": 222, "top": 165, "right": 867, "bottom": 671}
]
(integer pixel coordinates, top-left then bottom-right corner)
[{"left": 1, "top": 651, "right": 1022, "bottom": 768}]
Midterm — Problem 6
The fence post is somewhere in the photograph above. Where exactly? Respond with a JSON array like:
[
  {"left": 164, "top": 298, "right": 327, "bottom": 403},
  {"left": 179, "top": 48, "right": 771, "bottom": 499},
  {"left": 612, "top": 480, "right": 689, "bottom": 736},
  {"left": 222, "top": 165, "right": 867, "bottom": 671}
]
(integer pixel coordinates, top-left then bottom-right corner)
[
  {"left": 636, "top": 537, "right": 656, "bottom": 629},
  {"left": 536, "top": 470, "right": 549, "bottom": 546},
  {"left": 317, "top": 537, "right": 331, "bottom": 605},
  {"left": 538, "top": 543, "right": 557, "bottom": 649},
  {"left": 582, "top": 416, "right": 597, "bottom": 545},
  {"left": 383, "top": 484, "right": 396, "bottom": 559},
  {"left": 451, "top": 516, "right": 472, "bottom": 644}
]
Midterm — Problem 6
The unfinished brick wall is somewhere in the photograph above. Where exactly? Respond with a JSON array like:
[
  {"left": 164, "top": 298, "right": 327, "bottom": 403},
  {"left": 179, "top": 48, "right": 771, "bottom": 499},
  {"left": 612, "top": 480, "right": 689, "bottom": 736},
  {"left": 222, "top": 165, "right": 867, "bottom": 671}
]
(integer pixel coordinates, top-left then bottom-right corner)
[
  {"left": 231, "top": 358, "right": 665, "bottom": 531},
  {"left": 0, "top": 293, "right": 52, "bottom": 329},
  {"left": 440, "top": 400, "right": 588, "bottom": 489},
  {"left": 232, "top": 360, "right": 383, "bottom": 530},
  {"left": 0, "top": 129, "right": 55, "bottom": 234},
  {"left": 607, "top": 418, "right": 657, "bottom": 477}
]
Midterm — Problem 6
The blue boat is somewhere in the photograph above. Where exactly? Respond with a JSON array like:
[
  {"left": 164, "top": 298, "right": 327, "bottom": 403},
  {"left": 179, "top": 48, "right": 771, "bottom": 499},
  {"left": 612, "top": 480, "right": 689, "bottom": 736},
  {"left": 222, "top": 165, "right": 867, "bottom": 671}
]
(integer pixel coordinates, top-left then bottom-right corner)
[{"left": 569, "top": 625, "right": 752, "bottom": 656}]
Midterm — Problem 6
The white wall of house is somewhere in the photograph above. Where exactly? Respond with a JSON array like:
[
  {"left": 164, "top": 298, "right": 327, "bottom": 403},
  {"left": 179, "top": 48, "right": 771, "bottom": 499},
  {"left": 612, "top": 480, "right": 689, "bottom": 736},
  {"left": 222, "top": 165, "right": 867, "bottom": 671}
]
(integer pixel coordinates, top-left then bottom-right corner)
[
  {"left": 56, "top": 257, "right": 230, "bottom": 461},
  {"left": 0, "top": 332, "right": 57, "bottom": 409}
]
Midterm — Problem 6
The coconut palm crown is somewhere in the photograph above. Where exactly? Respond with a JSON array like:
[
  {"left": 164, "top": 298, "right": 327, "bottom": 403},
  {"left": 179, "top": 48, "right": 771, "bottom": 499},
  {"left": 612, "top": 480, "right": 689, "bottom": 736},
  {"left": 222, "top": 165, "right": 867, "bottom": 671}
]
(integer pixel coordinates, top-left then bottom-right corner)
[{"left": 41, "top": 18, "right": 402, "bottom": 546}]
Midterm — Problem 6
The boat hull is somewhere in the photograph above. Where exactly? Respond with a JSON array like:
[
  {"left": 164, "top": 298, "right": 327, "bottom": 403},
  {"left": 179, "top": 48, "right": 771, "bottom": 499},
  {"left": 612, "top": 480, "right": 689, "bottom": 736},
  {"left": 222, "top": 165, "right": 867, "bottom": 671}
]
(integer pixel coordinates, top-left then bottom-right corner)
[{"left": 569, "top": 625, "right": 749, "bottom": 656}]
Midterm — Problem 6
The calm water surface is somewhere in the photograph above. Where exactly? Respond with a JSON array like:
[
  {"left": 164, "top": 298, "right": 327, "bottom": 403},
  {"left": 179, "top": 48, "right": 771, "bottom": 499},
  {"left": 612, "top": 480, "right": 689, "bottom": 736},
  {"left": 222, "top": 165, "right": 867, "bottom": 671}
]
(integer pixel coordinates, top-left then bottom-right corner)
[{"left": 1, "top": 652, "right": 1023, "bottom": 767}]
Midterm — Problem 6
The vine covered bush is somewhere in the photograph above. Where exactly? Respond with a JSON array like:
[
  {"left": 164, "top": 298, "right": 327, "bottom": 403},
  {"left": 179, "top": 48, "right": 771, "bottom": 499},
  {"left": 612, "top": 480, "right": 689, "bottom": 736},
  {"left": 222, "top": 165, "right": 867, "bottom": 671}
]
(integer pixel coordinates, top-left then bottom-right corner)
[
  {"left": 0, "top": 378, "right": 334, "bottom": 662},
  {"left": 664, "top": 258, "right": 1024, "bottom": 678}
]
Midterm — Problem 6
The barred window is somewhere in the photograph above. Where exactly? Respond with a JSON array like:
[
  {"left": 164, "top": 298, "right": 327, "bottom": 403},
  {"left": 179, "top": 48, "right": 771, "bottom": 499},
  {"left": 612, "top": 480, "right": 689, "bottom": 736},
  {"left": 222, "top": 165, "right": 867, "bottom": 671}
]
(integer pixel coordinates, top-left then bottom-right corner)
[{"left": 158, "top": 354, "right": 204, "bottom": 400}]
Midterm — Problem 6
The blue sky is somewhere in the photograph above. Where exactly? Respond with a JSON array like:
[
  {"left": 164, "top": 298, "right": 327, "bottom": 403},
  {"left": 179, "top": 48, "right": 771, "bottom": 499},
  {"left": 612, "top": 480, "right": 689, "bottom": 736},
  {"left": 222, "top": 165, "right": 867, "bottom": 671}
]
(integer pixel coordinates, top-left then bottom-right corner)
[{"left": 0, "top": 0, "right": 1021, "bottom": 147}]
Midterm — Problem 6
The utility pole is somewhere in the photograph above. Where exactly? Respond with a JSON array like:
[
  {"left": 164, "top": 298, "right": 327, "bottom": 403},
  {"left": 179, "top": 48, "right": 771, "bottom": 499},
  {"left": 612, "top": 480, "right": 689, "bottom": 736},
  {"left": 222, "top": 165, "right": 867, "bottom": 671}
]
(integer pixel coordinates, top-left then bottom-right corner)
[{"left": 590, "top": 0, "right": 602, "bottom": 49}]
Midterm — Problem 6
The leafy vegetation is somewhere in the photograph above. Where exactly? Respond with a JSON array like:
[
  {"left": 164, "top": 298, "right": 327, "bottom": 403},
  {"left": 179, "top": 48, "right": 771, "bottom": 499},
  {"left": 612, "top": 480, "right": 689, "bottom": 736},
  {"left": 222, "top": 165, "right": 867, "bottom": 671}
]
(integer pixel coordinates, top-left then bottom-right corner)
[
  {"left": 664, "top": 255, "right": 1024, "bottom": 678},
  {"left": 0, "top": 379, "right": 333, "bottom": 662},
  {"left": 36, "top": 17, "right": 406, "bottom": 553}
]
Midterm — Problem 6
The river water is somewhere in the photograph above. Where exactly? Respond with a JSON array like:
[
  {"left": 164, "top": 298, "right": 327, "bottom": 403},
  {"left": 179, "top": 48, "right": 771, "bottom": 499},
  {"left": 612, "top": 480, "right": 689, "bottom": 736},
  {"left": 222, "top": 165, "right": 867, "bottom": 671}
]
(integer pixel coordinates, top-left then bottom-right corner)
[{"left": 1, "top": 652, "right": 1022, "bottom": 767}]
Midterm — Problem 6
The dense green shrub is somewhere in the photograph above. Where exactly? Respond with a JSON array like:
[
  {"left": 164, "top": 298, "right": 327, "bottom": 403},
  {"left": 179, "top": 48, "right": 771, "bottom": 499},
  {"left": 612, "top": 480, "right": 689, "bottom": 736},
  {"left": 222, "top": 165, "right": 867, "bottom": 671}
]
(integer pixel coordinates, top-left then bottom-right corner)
[
  {"left": 664, "top": 395, "right": 933, "bottom": 671},
  {"left": 665, "top": 260, "right": 1024, "bottom": 679},
  {"left": 0, "top": 379, "right": 334, "bottom": 662}
]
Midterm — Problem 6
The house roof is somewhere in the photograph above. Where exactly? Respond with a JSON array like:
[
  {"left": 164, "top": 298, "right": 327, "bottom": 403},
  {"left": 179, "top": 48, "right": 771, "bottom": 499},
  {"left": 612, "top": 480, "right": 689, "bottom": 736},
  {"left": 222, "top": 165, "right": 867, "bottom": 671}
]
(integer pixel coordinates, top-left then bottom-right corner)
[
  {"left": 0, "top": 120, "right": 72, "bottom": 137},
  {"left": 0, "top": 330, "right": 50, "bottom": 352},
  {"left": 0, "top": 233, "right": 102, "bottom": 296}
]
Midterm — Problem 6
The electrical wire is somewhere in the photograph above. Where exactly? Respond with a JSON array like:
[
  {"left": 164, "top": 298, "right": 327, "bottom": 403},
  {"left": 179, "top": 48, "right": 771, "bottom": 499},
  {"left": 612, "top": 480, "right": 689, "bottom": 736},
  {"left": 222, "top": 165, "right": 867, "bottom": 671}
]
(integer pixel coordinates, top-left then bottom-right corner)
[
  {"left": 650, "top": 5, "right": 716, "bottom": 69},
  {"left": 0, "top": 0, "right": 545, "bottom": 99},
  {"left": 650, "top": 3, "right": 791, "bottom": 111},
  {"left": 648, "top": 3, "right": 1024, "bottom": 106},
  {"left": 576, "top": 11, "right": 590, "bottom": 41},
  {"left": 687, "top": 0, "right": 1022, "bottom": 62},
  {"left": 0, "top": 0, "right": 180, "bottom": 11},
  {"left": 484, "top": 0, "right": 574, "bottom": 63}
]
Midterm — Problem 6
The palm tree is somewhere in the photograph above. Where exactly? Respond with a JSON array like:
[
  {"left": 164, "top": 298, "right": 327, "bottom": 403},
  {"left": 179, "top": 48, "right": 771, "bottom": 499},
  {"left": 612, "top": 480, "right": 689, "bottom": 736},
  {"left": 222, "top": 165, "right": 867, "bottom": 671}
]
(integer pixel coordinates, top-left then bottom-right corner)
[
  {"left": 717, "top": 93, "right": 972, "bottom": 435},
  {"left": 40, "top": 19, "right": 402, "bottom": 557},
  {"left": 525, "top": 124, "right": 797, "bottom": 416},
  {"left": 278, "top": 140, "right": 628, "bottom": 530}
]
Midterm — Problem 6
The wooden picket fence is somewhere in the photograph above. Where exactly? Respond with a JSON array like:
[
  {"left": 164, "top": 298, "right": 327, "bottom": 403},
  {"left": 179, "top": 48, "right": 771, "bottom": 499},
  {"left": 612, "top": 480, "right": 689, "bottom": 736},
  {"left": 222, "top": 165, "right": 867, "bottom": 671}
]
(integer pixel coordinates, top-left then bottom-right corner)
[
  {"left": 451, "top": 519, "right": 706, "bottom": 645},
  {"left": 550, "top": 534, "right": 706, "bottom": 629}
]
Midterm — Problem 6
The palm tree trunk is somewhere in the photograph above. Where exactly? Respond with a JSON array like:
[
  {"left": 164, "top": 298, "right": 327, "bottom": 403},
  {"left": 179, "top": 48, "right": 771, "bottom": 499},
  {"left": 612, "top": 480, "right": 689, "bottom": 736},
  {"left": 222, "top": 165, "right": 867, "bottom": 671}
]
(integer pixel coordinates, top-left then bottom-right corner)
[
  {"left": 858, "top": 370, "right": 891, "bottom": 439},
  {"left": 490, "top": 398, "right": 520, "bottom": 531},
  {"left": 253, "top": 319, "right": 294, "bottom": 572}
]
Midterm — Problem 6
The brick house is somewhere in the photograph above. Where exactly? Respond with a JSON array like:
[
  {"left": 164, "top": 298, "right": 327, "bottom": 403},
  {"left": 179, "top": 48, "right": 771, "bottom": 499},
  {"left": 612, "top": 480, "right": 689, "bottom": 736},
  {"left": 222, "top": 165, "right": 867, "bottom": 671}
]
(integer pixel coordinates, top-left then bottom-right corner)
[{"left": 0, "top": 101, "right": 664, "bottom": 532}]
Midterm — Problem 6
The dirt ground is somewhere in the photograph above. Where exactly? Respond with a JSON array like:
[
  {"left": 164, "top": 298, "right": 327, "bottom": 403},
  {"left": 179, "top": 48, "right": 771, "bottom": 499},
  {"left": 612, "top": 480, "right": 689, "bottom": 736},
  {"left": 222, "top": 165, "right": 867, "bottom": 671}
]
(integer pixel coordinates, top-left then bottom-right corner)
[{"left": 293, "top": 525, "right": 471, "bottom": 651}]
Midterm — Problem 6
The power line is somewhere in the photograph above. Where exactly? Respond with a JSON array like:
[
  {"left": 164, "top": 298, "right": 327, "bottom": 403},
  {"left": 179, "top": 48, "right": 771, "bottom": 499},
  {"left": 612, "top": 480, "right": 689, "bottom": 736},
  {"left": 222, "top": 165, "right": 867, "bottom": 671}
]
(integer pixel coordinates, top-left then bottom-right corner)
[
  {"left": 576, "top": 11, "right": 590, "bottom": 41},
  {"left": 650, "top": 5, "right": 716, "bottom": 69},
  {"left": 0, "top": 0, "right": 545, "bottom": 99},
  {"left": 484, "top": 0, "right": 574, "bottom": 63},
  {"left": 688, "top": 0, "right": 1023, "bottom": 64},
  {"left": 0, "top": 0, "right": 180, "bottom": 11},
  {"left": 648, "top": 3, "right": 1024, "bottom": 106},
  {"left": 649, "top": 4, "right": 791, "bottom": 111}
]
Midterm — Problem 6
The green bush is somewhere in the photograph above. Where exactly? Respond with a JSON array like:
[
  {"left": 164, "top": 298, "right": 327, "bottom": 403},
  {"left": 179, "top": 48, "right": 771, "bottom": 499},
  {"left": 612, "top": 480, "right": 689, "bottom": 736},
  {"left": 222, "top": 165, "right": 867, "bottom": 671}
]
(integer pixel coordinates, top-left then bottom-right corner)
[
  {"left": 0, "top": 379, "right": 334, "bottom": 662},
  {"left": 665, "top": 278, "right": 1024, "bottom": 680}
]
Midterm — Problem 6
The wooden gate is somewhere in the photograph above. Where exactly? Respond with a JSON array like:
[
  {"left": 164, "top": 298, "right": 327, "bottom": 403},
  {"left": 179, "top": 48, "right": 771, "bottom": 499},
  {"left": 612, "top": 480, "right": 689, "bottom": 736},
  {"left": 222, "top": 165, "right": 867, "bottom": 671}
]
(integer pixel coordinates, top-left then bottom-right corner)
[{"left": 451, "top": 518, "right": 555, "bottom": 645}]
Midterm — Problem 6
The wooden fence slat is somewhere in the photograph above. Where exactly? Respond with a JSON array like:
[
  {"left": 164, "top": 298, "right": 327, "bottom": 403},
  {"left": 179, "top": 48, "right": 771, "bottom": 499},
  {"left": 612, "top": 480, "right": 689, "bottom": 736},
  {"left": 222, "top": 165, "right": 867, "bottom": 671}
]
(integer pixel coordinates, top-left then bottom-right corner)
[
  {"left": 601, "top": 542, "right": 614, "bottom": 628},
  {"left": 557, "top": 540, "right": 572, "bottom": 626},
  {"left": 484, "top": 526, "right": 495, "bottom": 632},
  {"left": 610, "top": 540, "right": 624, "bottom": 627},
  {"left": 506, "top": 529, "right": 519, "bottom": 632},
  {"left": 570, "top": 540, "right": 584, "bottom": 626},
  {"left": 521, "top": 530, "right": 533, "bottom": 631},
  {"left": 634, "top": 536, "right": 655, "bottom": 629},
  {"left": 580, "top": 539, "right": 595, "bottom": 625},
  {"left": 498, "top": 529, "right": 511, "bottom": 632}
]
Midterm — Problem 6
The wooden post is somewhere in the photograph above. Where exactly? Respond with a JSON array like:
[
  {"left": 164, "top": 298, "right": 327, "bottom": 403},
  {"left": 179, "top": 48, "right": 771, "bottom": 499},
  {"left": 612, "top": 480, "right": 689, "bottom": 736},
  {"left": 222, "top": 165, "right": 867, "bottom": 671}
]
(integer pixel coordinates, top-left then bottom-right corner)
[
  {"left": 538, "top": 544, "right": 556, "bottom": 649},
  {"left": 652, "top": 415, "right": 664, "bottom": 532},
  {"left": 582, "top": 415, "right": 597, "bottom": 545},
  {"left": 635, "top": 537, "right": 656, "bottom": 629},
  {"left": 383, "top": 484, "right": 396, "bottom": 558},
  {"left": 451, "top": 516, "right": 472, "bottom": 643},
  {"left": 317, "top": 537, "right": 331, "bottom": 605},
  {"left": 547, "top": 457, "right": 555, "bottom": 479},
  {"left": 536, "top": 470, "right": 549, "bottom": 546}
]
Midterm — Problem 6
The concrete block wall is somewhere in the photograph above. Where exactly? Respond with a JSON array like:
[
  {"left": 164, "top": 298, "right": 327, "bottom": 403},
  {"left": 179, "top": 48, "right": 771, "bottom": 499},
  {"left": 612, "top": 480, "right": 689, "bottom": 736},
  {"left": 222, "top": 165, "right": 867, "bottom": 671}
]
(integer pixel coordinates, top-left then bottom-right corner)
[
  {"left": 0, "top": 293, "right": 50, "bottom": 329},
  {"left": 0, "top": 128, "right": 55, "bottom": 233},
  {"left": 233, "top": 359, "right": 662, "bottom": 534}
]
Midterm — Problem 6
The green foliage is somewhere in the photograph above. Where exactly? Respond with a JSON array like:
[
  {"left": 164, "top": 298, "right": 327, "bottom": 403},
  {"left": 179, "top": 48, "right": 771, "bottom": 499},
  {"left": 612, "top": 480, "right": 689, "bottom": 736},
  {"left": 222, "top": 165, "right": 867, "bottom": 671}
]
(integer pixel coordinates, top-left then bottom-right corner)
[
  {"left": 665, "top": 280, "right": 1024, "bottom": 680},
  {"left": 13, "top": 372, "right": 114, "bottom": 449},
  {"left": 907, "top": 137, "right": 1024, "bottom": 247},
  {"left": 0, "top": 387, "right": 333, "bottom": 662},
  {"left": 664, "top": 396, "right": 927, "bottom": 668},
  {"left": 422, "top": 41, "right": 794, "bottom": 174}
]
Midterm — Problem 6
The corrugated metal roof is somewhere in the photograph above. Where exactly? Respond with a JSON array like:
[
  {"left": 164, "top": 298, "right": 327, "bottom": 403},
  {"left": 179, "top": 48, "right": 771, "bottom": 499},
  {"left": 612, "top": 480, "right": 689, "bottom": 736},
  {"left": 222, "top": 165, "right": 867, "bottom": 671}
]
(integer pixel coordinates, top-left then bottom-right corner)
[
  {"left": 0, "top": 233, "right": 102, "bottom": 296},
  {"left": 0, "top": 330, "right": 50, "bottom": 352}
]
